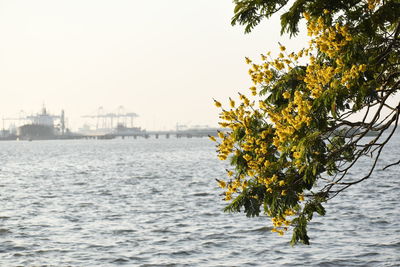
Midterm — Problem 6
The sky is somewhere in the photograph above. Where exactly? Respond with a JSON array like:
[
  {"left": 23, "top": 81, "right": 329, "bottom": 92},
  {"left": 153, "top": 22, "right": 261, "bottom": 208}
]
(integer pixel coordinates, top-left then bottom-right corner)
[{"left": 0, "top": 0, "right": 308, "bottom": 131}]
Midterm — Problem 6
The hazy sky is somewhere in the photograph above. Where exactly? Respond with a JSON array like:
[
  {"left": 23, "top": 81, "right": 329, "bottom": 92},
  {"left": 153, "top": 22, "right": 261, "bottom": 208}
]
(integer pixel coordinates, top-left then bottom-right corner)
[{"left": 0, "top": 0, "right": 308, "bottom": 131}]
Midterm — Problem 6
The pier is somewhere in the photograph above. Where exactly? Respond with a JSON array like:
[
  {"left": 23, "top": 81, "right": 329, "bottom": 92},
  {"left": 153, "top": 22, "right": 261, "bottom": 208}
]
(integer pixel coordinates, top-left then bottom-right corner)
[{"left": 80, "top": 128, "right": 220, "bottom": 140}]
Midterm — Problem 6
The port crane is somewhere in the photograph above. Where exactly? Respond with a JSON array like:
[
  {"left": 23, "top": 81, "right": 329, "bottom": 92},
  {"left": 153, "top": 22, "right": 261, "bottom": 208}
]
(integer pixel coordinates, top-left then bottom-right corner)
[{"left": 82, "top": 106, "right": 138, "bottom": 130}]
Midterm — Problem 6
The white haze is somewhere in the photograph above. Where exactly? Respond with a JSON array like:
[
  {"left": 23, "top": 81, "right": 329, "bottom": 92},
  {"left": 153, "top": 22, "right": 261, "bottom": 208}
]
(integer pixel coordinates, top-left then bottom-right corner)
[{"left": 0, "top": 0, "right": 308, "bottom": 131}]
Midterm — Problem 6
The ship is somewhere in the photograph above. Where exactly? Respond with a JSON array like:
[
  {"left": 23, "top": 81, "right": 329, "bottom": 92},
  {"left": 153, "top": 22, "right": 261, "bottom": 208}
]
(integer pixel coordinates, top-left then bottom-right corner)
[{"left": 16, "top": 106, "right": 75, "bottom": 140}]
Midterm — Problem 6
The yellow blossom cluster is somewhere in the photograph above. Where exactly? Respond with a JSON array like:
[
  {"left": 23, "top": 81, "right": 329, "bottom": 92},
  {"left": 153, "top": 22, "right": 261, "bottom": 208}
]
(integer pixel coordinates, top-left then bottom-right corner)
[
  {"left": 211, "top": 94, "right": 279, "bottom": 198},
  {"left": 267, "top": 91, "right": 312, "bottom": 151},
  {"left": 270, "top": 209, "right": 296, "bottom": 235},
  {"left": 304, "top": 13, "right": 367, "bottom": 96},
  {"left": 242, "top": 42, "right": 315, "bottom": 153},
  {"left": 224, "top": 178, "right": 247, "bottom": 201}
]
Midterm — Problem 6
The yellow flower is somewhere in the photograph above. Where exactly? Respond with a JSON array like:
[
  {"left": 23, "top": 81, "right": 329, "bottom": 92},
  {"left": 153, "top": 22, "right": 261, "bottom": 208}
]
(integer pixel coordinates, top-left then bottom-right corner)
[
  {"left": 303, "top": 12, "right": 311, "bottom": 21},
  {"left": 229, "top": 98, "right": 235, "bottom": 108},
  {"left": 243, "top": 154, "right": 252, "bottom": 161},
  {"left": 218, "top": 154, "right": 227, "bottom": 161},
  {"left": 214, "top": 99, "right": 222, "bottom": 108},
  {"left": 285, "top": 209, "right": 295, "bottom": 216},
  {"left": 279, "top": 180, "right": 285, "bottom": 186},
  {"left": 259, "top": 101, "right": 267, "bottom": 110},
  {"left": 280, "top": 45, "right": 286, "bottom": 51},
  {"left": 209, "top": 135, "right": 216, "bottom": 142},
  {"left": 216, "top": 179, "right": 226, "bottom": 188},
  {"left": 358, "top": 64, "right": 367, "bottom": 72},
  {"left": 367, "top": 0, "right": 381, "bottom": 10},
  {"left": 283, "top": 91, "right": 291, "bottom": 99},
  {"left": 293, "top": 152, "right": 301, "bottom": 159},
  {"left": 281, "top": 190, "right": 287, "bottom": 196}
]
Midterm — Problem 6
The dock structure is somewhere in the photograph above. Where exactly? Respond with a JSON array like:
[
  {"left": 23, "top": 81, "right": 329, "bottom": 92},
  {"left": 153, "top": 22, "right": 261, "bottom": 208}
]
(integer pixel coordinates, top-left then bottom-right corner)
[{"left": 81, "top": 128, "right": 220, "bottom": 140}]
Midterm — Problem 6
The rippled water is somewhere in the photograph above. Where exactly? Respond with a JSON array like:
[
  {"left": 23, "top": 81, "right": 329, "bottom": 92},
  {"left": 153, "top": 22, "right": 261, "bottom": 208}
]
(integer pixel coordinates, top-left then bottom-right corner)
[{"left": 0, "top": 135, "right": 399, "bottom": 266}]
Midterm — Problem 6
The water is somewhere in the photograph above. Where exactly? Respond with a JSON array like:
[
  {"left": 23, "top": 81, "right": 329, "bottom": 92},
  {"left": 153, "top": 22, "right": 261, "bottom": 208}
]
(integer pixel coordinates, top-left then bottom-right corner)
[{"left": 0, "top": 136, "right": 399, "bottom": 266}]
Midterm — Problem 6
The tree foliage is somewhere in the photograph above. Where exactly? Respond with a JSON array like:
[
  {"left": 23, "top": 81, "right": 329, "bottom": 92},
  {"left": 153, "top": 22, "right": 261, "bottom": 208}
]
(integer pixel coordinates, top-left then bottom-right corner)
[{"left": 212, "top": 0, "right": 400, "bottom": 245}]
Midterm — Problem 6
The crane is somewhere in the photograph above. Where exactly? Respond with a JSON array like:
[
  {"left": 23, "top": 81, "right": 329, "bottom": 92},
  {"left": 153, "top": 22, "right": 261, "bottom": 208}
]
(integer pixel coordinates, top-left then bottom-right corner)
[{"left": 81, "top": 106, "right": 139, "bottom": 130}]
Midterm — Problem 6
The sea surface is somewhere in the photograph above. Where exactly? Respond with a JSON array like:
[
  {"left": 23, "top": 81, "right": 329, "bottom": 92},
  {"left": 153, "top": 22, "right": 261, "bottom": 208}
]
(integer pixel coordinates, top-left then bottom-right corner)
[{"left": 0, "top": 134, "right": 399, "bottom": 266}]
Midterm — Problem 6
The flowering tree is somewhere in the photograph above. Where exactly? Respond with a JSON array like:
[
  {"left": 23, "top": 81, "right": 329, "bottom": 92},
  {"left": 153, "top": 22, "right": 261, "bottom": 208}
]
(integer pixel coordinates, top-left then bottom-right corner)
[{"left": 212, "top": 0, "right": 399, "bottom": 245}]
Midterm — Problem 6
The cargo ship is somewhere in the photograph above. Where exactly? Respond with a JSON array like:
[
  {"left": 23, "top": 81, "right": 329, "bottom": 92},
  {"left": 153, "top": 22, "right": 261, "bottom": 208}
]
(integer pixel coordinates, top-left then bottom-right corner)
[{"left": 0, "top": 106, "right": 81, "bottom": 141}]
